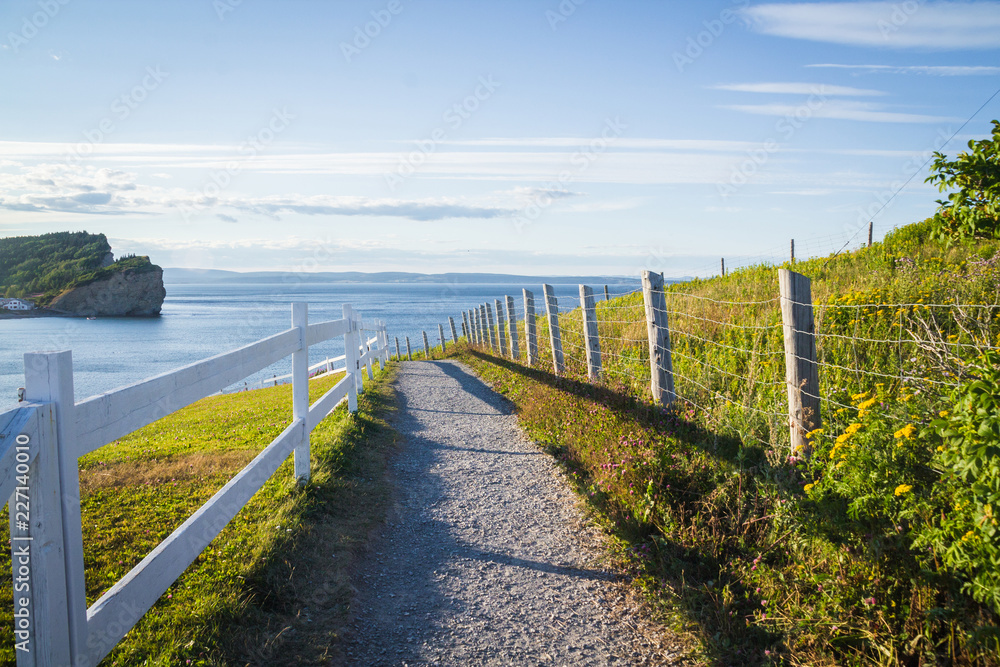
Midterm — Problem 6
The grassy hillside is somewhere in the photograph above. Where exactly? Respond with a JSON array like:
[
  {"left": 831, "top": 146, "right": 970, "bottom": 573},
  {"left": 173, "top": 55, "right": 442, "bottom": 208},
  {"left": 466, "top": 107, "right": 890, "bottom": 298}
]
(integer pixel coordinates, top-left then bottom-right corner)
[
  {"left": 446, "top": 218, "right": 1000, "bottom": 666},
  {"left": 0, "top": 367, "right": 399, "bottom": 665}
]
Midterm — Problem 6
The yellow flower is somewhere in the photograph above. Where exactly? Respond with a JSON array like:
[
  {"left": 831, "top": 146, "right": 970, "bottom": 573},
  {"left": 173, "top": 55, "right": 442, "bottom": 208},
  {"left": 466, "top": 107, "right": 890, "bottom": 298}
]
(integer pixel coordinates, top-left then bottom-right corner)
[
  {"left": 845, "top": 423, "right": 863, "bottom": 436},
  {"left": 939, "top": 410, "right": 949, "bottom": 418},
  {"left": 893, "top": 424, "right": 916, "bottom": 440},
  {"left": 894, "top": 484, "right": 912, "bottom": 497},
  {"left": 804, "top": 483, "right": 815, "bottom": 492},
  {"left": 851, "top": 391, "right": 869, "bottom": 401},
  {"left": 805, "top": 427, "right": 823, "bottom": 439},
  {"left": 857, "top": 397, "right": 878, "bottom": 411}
]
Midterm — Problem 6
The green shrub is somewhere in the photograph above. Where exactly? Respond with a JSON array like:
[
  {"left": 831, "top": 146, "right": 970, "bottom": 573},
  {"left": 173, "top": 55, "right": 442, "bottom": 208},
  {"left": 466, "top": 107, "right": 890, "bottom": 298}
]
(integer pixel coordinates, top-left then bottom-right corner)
[{"left": 916, "top": 351, "right": 1000, "bottom": 614}]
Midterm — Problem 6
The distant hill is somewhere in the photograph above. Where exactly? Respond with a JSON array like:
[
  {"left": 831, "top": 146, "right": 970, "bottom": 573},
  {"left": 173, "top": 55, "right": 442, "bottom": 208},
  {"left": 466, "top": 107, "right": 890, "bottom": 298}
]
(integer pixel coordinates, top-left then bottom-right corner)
[
  {"left": 164, "top": 268, "right": 655, "bottom": 286},
  {"left": 0, "top": 231, "right": 164, "bottom": 313},
  {"left": 0, "top": 231, "right": 114, "bottom": 300}
]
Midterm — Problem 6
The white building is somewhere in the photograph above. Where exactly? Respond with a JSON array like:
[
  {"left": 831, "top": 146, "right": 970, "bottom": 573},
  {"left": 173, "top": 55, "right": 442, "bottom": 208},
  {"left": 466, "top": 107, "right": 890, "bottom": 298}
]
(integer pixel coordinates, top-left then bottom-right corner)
[{"left": 1, "top": 298, "right": 34, "bottom": 311}]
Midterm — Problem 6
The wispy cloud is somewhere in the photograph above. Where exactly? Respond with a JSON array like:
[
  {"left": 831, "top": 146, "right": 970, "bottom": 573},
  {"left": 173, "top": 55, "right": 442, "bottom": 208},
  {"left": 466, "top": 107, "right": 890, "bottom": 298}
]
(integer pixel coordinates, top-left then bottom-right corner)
[
  {"left": 743, "top": 2, "right": 1000, "bottom": 49},
  {"left": 807, "top": 64, "right": 1000, "bottom": 76},
  {"left": 711, "top": 82, "right": 886, "bottom": 96},
  {"left": 723, "top": 100, "right": 959, "bottom": 124}
]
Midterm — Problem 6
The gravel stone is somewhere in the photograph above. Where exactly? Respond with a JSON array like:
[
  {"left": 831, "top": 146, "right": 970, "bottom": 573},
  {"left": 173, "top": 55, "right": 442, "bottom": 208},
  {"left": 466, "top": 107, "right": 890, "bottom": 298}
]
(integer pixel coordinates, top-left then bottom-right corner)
[{"left": 342, "top": 361, "right": 683, "bottom": 666}]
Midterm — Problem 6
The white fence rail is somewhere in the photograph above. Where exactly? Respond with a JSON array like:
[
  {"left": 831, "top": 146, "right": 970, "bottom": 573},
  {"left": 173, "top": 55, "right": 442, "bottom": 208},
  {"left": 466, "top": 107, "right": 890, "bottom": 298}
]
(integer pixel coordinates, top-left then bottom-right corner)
[{"left": 1, "top": 303, "right": 390, "bottom": 666}]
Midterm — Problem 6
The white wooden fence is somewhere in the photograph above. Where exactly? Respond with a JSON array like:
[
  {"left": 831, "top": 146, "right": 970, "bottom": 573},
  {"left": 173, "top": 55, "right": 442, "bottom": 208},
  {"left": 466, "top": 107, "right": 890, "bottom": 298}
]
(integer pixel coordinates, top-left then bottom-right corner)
[{"left": 1, "top": 303, "right": 389, "bottom": 666}]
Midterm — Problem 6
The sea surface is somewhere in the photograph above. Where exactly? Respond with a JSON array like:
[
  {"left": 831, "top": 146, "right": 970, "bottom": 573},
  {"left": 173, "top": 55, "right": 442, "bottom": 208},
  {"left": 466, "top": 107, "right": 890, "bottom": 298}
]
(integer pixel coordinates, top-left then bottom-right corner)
[{"left": 0, "top": 281, "right": 634, "bottom": 411}]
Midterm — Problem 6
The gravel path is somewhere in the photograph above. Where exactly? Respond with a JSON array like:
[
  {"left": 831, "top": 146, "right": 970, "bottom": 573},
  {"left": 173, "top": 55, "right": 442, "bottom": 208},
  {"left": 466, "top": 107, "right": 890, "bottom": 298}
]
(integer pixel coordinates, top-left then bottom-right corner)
[{"left": 340, "top": 360, "right": 682, "bottom": 666}]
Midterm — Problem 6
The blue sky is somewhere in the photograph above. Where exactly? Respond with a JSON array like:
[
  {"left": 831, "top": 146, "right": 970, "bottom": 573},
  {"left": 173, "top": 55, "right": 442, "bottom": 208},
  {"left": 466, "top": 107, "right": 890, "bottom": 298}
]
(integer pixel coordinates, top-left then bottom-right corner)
[{"left": 1, "top": 0, "right": 999, "bottom": 277}]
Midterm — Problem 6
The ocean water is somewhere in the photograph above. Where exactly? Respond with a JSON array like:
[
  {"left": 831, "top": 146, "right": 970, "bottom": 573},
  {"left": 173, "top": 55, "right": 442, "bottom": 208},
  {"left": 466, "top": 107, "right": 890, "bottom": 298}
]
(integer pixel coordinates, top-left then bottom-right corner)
[{"left": 0, "top": 281, "right": 632, "bottom": 411}]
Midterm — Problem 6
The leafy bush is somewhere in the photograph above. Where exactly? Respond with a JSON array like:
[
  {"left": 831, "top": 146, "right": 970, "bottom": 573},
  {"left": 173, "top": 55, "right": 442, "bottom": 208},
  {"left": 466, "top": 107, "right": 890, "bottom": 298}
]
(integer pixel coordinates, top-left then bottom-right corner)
[
  {"left": 916, "top": 351, "right": 1000, "bottom": 614},
  {"left": 926, "top": 119, "right": 1000, "bottom": 244}
]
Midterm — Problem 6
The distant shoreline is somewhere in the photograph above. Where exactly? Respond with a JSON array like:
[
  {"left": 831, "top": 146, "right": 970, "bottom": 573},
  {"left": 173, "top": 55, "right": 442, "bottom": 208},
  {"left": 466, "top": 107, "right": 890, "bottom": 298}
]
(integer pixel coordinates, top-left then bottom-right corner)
[{"left": 0, "top": 308, "right": 76, "bottom": 320}]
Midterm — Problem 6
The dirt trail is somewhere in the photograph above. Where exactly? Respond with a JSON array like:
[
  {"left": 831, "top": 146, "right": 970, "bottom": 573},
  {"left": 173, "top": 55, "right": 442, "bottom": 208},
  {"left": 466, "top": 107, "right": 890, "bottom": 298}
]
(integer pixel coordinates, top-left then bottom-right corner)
[{"left": 339, "top": 360, "right": 683, "bottom": 666}]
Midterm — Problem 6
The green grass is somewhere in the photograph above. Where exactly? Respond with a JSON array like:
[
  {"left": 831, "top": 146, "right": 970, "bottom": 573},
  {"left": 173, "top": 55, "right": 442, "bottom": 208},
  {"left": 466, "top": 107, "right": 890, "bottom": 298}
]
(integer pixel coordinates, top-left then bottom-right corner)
[
  {"left": 450, "top": 219, "right": 1000, "bottom": 666},
  {"left": 1, "top": 364, "right": 400, "bottom": 665}
]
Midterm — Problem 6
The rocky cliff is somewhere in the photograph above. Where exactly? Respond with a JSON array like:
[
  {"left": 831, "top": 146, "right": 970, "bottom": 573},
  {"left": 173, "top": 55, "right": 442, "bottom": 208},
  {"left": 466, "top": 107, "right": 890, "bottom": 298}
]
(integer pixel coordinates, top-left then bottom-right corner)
[{"left": 49, "top": 265, "right": 166, "bottom": 317}]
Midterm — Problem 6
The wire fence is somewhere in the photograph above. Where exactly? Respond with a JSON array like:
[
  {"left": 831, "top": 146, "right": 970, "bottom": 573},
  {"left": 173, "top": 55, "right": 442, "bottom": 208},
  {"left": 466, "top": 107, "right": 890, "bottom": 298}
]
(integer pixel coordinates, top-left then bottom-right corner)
[{"left": 430, "top": 268, "right": 999, "bottom": 453}]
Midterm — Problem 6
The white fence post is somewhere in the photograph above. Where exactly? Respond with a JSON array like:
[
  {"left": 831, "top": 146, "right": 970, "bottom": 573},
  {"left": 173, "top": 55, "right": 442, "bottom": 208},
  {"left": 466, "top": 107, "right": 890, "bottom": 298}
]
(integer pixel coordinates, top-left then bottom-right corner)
[
  {"left": 439, "top": 323, "right": 447, "bottom": 354},
  {"left": 343, "top": 304, "right": 360, "bottom": 410},
  {"left": 485, "top": 303, "right": 498, "bottom": 352},
  {"left": 473, "top": 309, "right": 483, "bottom": 346},
  {"left": 542, "top": 284, "right": 564, "bottom": 375},
  {"left": 449, "top": 317, "right": 459, "bottom": 344},
  {"left": 21, "top": 351, "right": 80, "bottom": 666},
  {"left": 779, "top": 268, "right": 820, "bottom": 456},
  {"left": 580, "top": 285, "right": 602, "bottom": 380},
  {"left": 494, "top": 300, "right": 508, "bottom": 357},
  {"left": 523, "top": 289, "right": 537, "bottom": 366},
  {"left": 406, "top": 336, "right": 413, "bottom": 361},
  {"left": 292, "top": 303, "right": 310, "bottom": 484},
  {"left": 422, "top": 331, "right": 431, "bottom": 359},
  {"left": 642, "top": 270, "right": 675, "bottom": 405},
  {"left": 505, "top": 295, "right": 519, "bottom": 360}
]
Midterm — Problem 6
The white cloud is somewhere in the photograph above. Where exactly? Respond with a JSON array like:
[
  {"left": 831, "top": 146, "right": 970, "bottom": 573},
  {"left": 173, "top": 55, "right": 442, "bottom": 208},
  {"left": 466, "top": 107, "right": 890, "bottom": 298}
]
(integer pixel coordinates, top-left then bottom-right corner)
[
  {"left": 743, "top": 2, "right": 1000, "bottom": 49},
  {"left": 711, "top": 82, "right": 886, "bottom": 96},
  {"left": 723, "top": 100, "right": 958, "bottom": 123},
  {"left": 807, "top": 64, "right": 1000, "bottom": 75}
]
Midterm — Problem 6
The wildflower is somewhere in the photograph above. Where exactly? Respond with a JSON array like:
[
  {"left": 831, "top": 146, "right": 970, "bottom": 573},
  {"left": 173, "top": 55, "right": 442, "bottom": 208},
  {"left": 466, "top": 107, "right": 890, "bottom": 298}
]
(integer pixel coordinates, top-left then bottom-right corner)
[
  {"left": 804, "top": 483, "right": 815, "bottom": 492},
  {"left": 939, "top": 410, "right": 949, "bottom": 417},
  {"left": 844, "top": 423, "right": 863, "bottom": 436},
  {"left": 893, "top": 424, "right": 916, "bottom": 440},
  {"left": 894, "top": 484, "right": 912, "bottom": 497}
]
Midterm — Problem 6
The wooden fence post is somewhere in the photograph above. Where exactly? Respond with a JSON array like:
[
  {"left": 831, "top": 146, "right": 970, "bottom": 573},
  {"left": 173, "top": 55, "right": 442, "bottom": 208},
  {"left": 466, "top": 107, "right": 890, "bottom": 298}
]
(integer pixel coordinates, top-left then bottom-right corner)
[
  {"left": 604, "top": 285, "right": 610, "bottom": 301},
  {"left": 494, "top": 299, "right": 508, "bottom": 356},
  {"left": 439, "top": 323, "right": 447, "bottom": 353},
  {"left": 790, "top": 239, "right": 795, "bottom": 263},
  {"left": 721, "top": 258, "right": 726, "bottom": 276},
  {"left": 343, "top": 304, "right": 359, "bottom": 411},
  {"left": 505, "top": 295, "right": 519, "bottom": 360},
  {"left": 449, "top": 316, "right": 458, "bottom": 344},
  {"left": 423, "top": 331, "right": 431, "bottom": 359},
  {"left": 868, "top": 221, "right": 873, "bottom": 247},
  {"left": 779, "top": 269, "right": 820, "bottom": 456},
  {"left": 523, "top": 289, "right": 537, "bottom": 366},
  {"left": 22, "top": 351, "right": 80, "bottom": 665},
  {"left": 461, "top": 311, "right": 470, "bottom": 342},
  {"left": 542, "top": 284, "right": 564, "bottom": 375},
  {"left": 641, "top": 271, "right": 675, "bottom": 405},
  {"left": 406, "top": 336, "right": 412, "bottom": 361},
  {"left": 485, "top": 303, "right": 498, "bottom": 352},
  {"left": 472, "top": 308, "right": 481, "bottom": 346},
  {"left": 580, "top": 285, "right": 602, "bottom": 380},
  {"left": 292, "top": 303, "right": 310, "bottom": 483},
  {"left": 395, "top": 336, "right": 401, "bottom": 362}
]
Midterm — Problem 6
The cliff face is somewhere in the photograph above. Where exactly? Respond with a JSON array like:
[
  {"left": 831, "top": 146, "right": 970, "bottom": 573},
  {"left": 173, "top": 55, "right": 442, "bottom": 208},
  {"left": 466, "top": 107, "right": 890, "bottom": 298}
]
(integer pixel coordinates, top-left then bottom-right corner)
[{"left": 49, "top": 266, "right": 166, "bottom": 317}]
